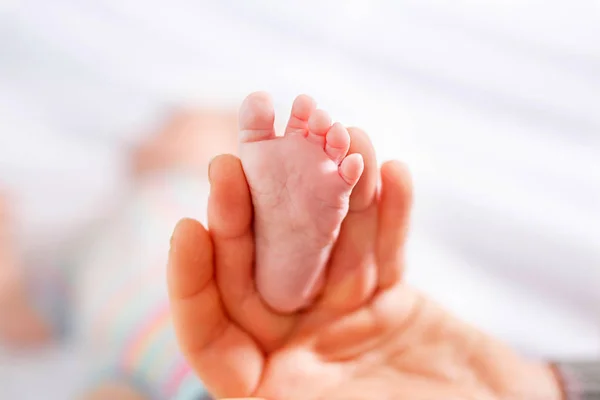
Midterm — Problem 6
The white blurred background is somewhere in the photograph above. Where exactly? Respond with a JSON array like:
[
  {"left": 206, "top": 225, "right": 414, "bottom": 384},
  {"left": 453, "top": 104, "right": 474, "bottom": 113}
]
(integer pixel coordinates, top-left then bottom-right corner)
[{"left": 0, "top": 0, "right": 599, "bottom": 398}]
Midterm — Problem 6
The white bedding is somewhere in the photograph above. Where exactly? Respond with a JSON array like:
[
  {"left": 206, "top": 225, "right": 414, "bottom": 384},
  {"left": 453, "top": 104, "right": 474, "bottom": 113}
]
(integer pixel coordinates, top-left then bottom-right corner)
[{"left": 0, "top": 1, "right": 598, "bottom": 398}]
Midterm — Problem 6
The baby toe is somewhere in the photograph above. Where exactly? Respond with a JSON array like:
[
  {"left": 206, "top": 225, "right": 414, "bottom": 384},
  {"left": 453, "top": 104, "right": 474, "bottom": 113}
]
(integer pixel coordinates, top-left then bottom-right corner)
[
  {"left": 239, "top": 91, "right": 276, "bottom": 143},
  {"left": 285, "top": 94, "right": 316, "bottom": 137},
  {"left": 306, "top": 109, "right": 332, "bottom": 146},
  {"left": 325, "top": 122, "right": 351, "bottom": 164}
]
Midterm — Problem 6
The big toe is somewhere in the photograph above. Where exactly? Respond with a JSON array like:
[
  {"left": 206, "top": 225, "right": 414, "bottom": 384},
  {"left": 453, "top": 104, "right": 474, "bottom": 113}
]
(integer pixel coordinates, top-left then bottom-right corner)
[{"left": 239, "top": 91, "right": 276, "bottom": 143}]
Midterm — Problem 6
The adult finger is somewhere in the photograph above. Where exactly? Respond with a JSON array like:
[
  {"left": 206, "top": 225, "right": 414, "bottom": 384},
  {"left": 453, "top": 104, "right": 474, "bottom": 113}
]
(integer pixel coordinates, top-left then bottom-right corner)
[
  {"left": 376, "top": 161, "right": 413, "bottom": 288},
  {"left": 167, "top": 219, "right": 264, "bottom": 398}
]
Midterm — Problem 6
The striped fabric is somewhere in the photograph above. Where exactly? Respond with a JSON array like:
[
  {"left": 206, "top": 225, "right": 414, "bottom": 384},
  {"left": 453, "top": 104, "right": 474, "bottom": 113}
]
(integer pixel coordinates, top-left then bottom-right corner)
[{"left": 75, "top": 173, "right": 211, "bottom": 399}]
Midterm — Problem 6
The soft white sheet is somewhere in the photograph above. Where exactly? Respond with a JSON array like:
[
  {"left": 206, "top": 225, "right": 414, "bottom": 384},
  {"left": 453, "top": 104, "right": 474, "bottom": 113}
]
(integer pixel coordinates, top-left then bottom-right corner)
[{"left": 0, "top": 1, "right": 598, "bottom": 398}]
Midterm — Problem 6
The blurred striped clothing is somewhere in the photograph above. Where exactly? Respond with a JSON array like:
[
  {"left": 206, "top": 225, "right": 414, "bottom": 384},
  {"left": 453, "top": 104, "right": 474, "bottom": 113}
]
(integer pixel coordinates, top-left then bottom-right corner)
[{"left": 70, "top": 173, "right": 210, "bottom": 399}]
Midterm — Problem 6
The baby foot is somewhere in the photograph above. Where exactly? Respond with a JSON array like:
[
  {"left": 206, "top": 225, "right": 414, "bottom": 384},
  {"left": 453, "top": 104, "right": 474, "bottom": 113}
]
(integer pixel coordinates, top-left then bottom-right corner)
[{"left": 239, "top": 92, "right": 364, "bottom": 313}]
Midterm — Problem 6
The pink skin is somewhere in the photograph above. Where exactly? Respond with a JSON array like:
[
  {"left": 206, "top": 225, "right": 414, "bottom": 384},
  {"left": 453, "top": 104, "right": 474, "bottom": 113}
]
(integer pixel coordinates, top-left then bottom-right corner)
[
  {"left": 0, "top": 196, "right": 51, "bottom": 347},
  {"left": 239, "top": 92, "right": 364, "bottom": 313}
]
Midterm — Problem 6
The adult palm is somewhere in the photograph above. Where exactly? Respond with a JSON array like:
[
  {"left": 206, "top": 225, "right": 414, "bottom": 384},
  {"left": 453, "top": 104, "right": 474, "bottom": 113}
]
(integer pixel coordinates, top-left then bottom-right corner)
[{"left": 167, "top": 129, "right": 559, "bottom": 400}]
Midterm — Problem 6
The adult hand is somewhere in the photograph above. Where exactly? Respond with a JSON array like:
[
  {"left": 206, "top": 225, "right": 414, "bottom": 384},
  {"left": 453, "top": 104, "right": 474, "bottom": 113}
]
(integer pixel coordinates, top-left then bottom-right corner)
[{"left": 167, "top": 128, "right": 561, "bottom": 400}]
